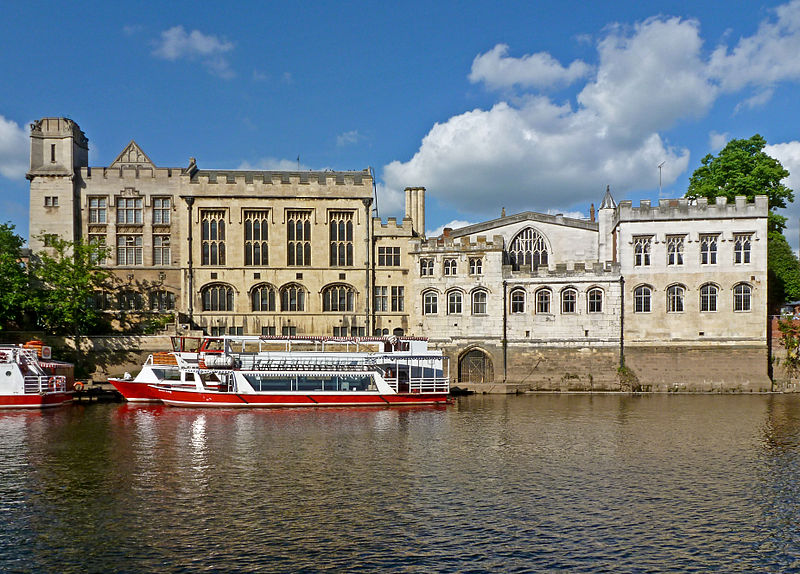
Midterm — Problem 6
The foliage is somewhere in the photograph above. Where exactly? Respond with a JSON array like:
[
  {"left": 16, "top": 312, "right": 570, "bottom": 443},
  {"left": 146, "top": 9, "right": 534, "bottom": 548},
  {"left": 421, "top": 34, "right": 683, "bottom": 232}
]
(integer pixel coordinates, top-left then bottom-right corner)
[
  {"left": 768, "top": 231, "right": 800, "bottom": 309},
  {"left": 0, "top": 223, "right": 29, "bottom": 331},
  {"left": 686, "top": 134, "right": 793, "bottom": 233},
  {"left": 776, "top": 318, "right": 800, "bottom": 379},
  {"left": 29, "top": 236, "right": 111, "bottom": 335},
  {"left": 617, "top": 365, "right": 642, "bottom": 392}
]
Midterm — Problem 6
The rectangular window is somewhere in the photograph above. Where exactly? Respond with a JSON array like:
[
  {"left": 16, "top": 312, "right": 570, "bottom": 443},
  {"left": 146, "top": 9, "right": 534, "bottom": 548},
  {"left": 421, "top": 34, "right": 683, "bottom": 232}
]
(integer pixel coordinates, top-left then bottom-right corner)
[
  {"left": 734, "top": 233, "right": 752, "bottom": 264},
  {"left": 374, "top": 286, "right": 388, "bottom": 312},
  {"left": 228, "top": 326, "right": 244, "bottom": 336},
  {"left": 89, "top": 197, "right": 107, "bottom": 224},
  {"left": 153, "top": 235, "right": 171, "bottom": 266},
  {"left": 282, "top": 326, "right": 298, "bottom": 336},
  {"left": 666, "top": 235, "right": 684, "bottom": 265},
  {"left": 88, "top": 234, "right": 106, "bottom": 265},
  {"left": 261, "top": 326, "right": 276, "bottom": 336},
  {"left": 700, "top": 234, "right": 718, "bottom": 265},
  {"left": 117, "top": 198, "right": 143, "bottom": 224},
  {"left": 287, "top": 210, "right": 311, "bottom": 266},
  {"left": 116, "top": 235, "right": 142, "bottom": 265},
  {"left": 378, "top": 246, "right": 401, "bottom": 266},
  {"left": 244, "top": 210, "right": 269, "bottom": 266},
  {"left": 391, "top": 286, "right": 404, "bottom": 312},
  {"left": 469, "top": 257, "right": 483, "bottom": 275},
  {"left": 153, "top": 198, "right": 171, "bottom": 225},
  {"left": 329, "top": 211, "right": 354, "bottom": 267},
  {"left": 201, "top": 210, "right": 226, "bottom": 266},
  {"left": 50, "top": 144, "right": 56, "bottom": 163},
  {"left": 633, "top": 236, "right": 651, "bottom": 266},
  {"left": 44, "top": 196, "right": 59, "bottom": 207}
]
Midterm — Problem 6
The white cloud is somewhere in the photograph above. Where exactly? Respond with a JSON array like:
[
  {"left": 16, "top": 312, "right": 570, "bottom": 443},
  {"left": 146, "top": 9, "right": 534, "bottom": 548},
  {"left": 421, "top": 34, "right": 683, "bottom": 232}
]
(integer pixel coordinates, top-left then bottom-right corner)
[
  {"left": 337, "top": 130, "right": 362, "bottom": 147},
  {"left": 152, "top": 26, "right": 235, "bottom": 78},
  {"left": 427, "top": 220, "right": 476, "bottom": 237},
  {"left": 766, "top": 141, "right": 800, "bottom": 194},
  {"left": 0, "top": 116, "right": 28, "bottom": 180},
  {"left": 709, "top": 131, "right": 730, "bottom": 152},
  {"left": 238, "top": 157, "right": 309, "bottom": 171},
  {"left": 375, "top": 183, "right": 404, "bottom": 216},
  {"left": 469, "top": 44, "right": 591, "bottom": 90}
]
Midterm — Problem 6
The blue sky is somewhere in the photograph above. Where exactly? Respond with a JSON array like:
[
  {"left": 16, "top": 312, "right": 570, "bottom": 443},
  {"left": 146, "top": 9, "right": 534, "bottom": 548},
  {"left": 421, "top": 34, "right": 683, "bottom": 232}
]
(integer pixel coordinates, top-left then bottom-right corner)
[{"left": 3, "top": 1, "right": 800, "bottom": 246}]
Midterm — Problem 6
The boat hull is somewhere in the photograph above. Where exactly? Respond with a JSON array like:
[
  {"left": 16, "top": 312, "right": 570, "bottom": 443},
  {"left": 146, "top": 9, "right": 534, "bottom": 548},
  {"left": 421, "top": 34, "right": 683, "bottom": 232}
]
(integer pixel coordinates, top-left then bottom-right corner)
[
  {"left": 108, "top": 379, "right": 162, "bottom": 402},
  {"left": 0, "top": 392, "right": 73, "bottom": 409}
]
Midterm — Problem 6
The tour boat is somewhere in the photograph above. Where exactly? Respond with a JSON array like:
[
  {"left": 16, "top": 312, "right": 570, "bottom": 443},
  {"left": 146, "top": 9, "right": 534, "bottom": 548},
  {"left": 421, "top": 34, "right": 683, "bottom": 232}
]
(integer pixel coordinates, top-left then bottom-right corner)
[
  {"left": 111, "top": 335, "right": 450, "bottom": 407},
  {"left": 0, "top": 344, "right": 73, "bottom": 408}
]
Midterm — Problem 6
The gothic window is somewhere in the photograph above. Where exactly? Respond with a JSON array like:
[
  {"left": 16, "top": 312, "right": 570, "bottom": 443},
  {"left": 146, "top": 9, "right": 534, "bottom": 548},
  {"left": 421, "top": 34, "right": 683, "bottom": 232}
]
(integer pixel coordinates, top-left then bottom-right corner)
[
  {"left": 329, "top": 211, "right": 354, "bottom": 267},
  {"left": 535, "top": 288, "right": 551, "bottom": 314},
  {"left": 88, "top": 234, "right": 106, "bottom": 265},
  {"left": 201, "top": 210, "right": 226, "bottom": 266},
  {"left": 202, "top": 284, "right": 234, "bottom": 311},
  {"left": 734, "top": 234, "right": 752, "bottom": 264},
  {"left": 588, "top": 288, "right": 603, "bottom": 313},
  {"left": 444, "top": 258, "right": 457, "bottom": 275},
  {"left": 117, "top": 198, "right": 143, "bottom": 224},
  {"left": 423, "top": 291, "right": 438, "bottom": 315},
  {"left": 287, "top": 210, "right": 311, "bottom": 266},
  {"left": 251, "top": 284, "right": 276, "bottom": 312},
  {"left": 391, "top": 286, "right": 404, "bottom": 312},
  {"left": 116, "top": 235, "right": 142, "bottom": 265},
  {"left": 469, "top": 257, "right": 483, "bottom": 275},
  {"left": 150, "top": 290, "right": 176, "bottom": 311},
  {"left": 323, "top": 284, "right": 355, "bottom": 312},
  {"left": 374, "top": 286, "right": 388, "bottom": 312},
  {"left": 89, "top": 197, "right": 107, "bottom": 224},
  {"left": 245, "top": 210, "right": 269, "bottom": 266},
  {"left": 420, "top": 258, "right": 434, "bottom": 276},
  {"left": 153, "top": 198, "right": 171, "bottom": 224},
  {"left": 472, "top": 290, "right": 488, "bottom": 315},
  {"left": 153, "top": 235, "right": 171, "bottom": 266},
  {"left": 667, "top": 235, "right": 684, "bottom": 265},
  {"left": 118, "top": 290, "right": 144, "bottom": 311},
  {"left": 91, "top": 291, "right": 113, "bottom": 310},
  {"left": 378, "top": 246, "right": 400, "bottom": 266},
  {"left": 280, "top": 284, "right": 306, "bottom": 312},
  {"left": 447, "top": 290, "right": 462, "bottom": 315},
  {"left": 561, "top": 288, "right": 577, "bottom": 314},
  {"left": 667, "top": 284, "right": 685, "bottom": 313},
  {"left": 633, "top": 236, "right": 651, "bottom": 266},
  {"left": 509, "top": 228, "right": 549, "bottom": 270},
  {"left": 700, "top": 283, "right": 718, "bottom": 312},
  {"left": 634, "top": 285, "right": 652, "bottom": 313},
  {"left": 700, "top": 234, "right": 718, "bottom": 265},
  {"left": 510, "top": 289, "right": 526, "bottom": 314},
  {"left": 734, "top": 283, "right": 752, "bottom": 312}
]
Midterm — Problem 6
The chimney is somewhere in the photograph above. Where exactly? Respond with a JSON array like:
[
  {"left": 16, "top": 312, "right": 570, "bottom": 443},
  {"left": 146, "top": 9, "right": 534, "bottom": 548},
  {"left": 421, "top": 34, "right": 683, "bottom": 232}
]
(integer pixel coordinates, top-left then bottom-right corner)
[
  {"left": 443, "top": 227, "right": 452, "bottom": 238},
  {"left": 590, "top": 203, "right": 595, "bottom": 222}
]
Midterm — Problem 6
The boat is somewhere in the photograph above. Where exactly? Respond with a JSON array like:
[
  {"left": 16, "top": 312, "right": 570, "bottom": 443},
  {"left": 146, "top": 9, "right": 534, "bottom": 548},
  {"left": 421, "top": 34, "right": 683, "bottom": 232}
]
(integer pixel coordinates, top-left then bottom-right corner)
[
  {"left": 111, "top": 335, "right": 450, "bottom": 407},
  {"left": 0, "top": 344, "right": 73, "bottom": 409}
]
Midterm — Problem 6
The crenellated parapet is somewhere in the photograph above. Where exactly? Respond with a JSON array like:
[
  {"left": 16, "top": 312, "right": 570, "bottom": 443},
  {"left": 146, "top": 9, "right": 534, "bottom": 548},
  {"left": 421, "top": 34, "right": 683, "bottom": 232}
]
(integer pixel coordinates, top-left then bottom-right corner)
[
  {"left": 412, "top": 234, "right": 505, "bottom": 254},
  {"left": 80, "top": 166, "right": 179, "bottom": 180},
  {"left": 615, "top": 195, "right": 768, "bottom": 226},
  {"left": 507, "top": 260, "right": 621, "bottom": 278},
  {"left": 372, "top": 216, "right": 415, "bottom": 237}
]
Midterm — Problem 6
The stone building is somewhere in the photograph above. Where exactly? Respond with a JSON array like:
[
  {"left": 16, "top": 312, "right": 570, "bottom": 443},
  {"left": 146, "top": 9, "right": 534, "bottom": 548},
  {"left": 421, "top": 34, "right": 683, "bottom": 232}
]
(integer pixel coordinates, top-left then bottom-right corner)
[{"left": 27, "top": 117, "right": 771, "bottom": 390}]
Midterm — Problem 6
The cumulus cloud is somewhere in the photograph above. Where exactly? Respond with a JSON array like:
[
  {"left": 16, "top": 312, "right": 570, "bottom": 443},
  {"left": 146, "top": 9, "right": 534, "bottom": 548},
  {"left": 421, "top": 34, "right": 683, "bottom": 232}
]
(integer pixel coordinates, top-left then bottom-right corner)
[
  {"left": 766, "top": 141, "right": 800, "bottom": 194},
  {"left": 709, "top": 131, "right": 730, "bottom": 152},
  {"left": 0, "top": 115, "right": 28, "bottom": 180},
  {"left": 469, "top": 44, "right": 591, "bottom": 90},
  {"left": 152, "top": 26, "right": 235, "bottom": 78}
]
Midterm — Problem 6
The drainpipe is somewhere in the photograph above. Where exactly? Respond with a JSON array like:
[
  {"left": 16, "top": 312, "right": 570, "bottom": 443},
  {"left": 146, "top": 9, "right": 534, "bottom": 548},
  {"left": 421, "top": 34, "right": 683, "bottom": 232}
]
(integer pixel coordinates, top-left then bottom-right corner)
[
  {"left": 619, "top": 275, "right": 625, "bottom": 368},
  {"left": 364, "top": 196, "right": 374, "bottom": 335},
  {"left": 503, "top": 280, "right": 508, "bottom": 382},
  {"left": 184, "top": 196, "right": 195, "bottom": 324}
]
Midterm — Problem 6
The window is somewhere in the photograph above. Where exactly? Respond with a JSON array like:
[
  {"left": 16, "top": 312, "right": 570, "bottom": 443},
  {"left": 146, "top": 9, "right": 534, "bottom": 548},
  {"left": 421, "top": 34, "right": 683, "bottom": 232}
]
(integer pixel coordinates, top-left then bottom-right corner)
[
  {"left": 323, "top": 285, "right": 355, "bottom": 312},
  {"left": 118, "top": 291, "right": 144, "bottom": 311},
  {"left": 391, "top": 286, "right": 404, "bottom": 312},
  {"left": 420, "top": 258, "right": 434, "bottom": 276},
  {"left": 245, "top": 210, "right": 269, "bottom": 266},
  {"left": 378, "top": 246, "right": 401, "bottom": 266},
  {"left": 447, "top": 291, "right": 462, "bottom": 314},
  {"left": 44, "top": 196, "right": 59, "bottom": 207},
  {"left": 510, "top": 289, "right": 526, "bottom": 314},
  {"left": 700, "top": 234, "right": 718, "bottom": 265},
  {"left": 374, "top": 286, "right": 388, "bottom": 312},
  {"left": 251, "top": 284, "right": 276, "bottom": 312},
  {"left": 117, "top": 198, "right": 143, "bottom": 224},
  {"left": 88, "top": 234, "right": 106, "bottom": 265},
  {"left": 509, "top": 228, "right": 549, "bottom": 270},
  {"left": 201, "top": 210, "right": 226, "bottom": 266},
  {"left": 561, "top": 288, "right": 577, "bottom": 314},
  {"left": 734, "top": 283, "right": 752, "bottom": 312},
  {"left": 150, "top": 290, "right": 175, "bottom": 311},
  {"left": 202, "top": 284, "right": 234, "bottom": 311},
  {"left": 91, "top": 291, "right": 113, "bottom": 310},
  {"left": 700, "top": 284, "right": 718, "bottom": 312},
  {"left": 423, "top": 291, "right": 438, "bottom": 315},
  {"left": 634, "top": 285, "right": 652, "bottom": 313},
  {"left": 280, "top": 284, "right": 305, "bottom": 312},
  {"left": 469, "top": 257, "right": 483, "bottom": 275},
  {"left": 667, "top": 235, "right": 684, "bottom": 266},
  {"left": 734, "top": 234, "right": 752, "bottom": 264},
  {"left": 89, "top": 197, "right": 107, "bottom": 223},
  {"left": 535, "top": 289, "right": 551, "bottom": 314},
  {"left": 287, "top": 211, "right": 311, "bottom": 266},
  {"left": 444, "top": 258, "right": 457, "bottom": 275},
  {"left": 472, "top": 290, "right": 487, "bottom": 315},
  {"left": 153, "top": 198, "right": 171, "bottom": 225},
  {"left": 228, "top": 326, "right": 244, "bottom": 336},
  {"left": 667, "top": 285, "right": 685, "bottom": 313},
  {"left": 262, "top": 326, "right": 276, "bottom": 336},
  {"left": 281, "top": 325, "right": 297, "bottom": 336},
  {"left": 329, "top": 211, "right": 353, "bottom": 267},
  {"left": 633, "top": 236, "right": 651, "bottom": 266},
  {"left": 116, "top": 235, "right": 142, "bottom": 265},
  {"left": 334, "top": 326, "right": 365, "bottom": 337},
  {"left": 50, "top": 144, "right": 56, "bottom": 163},
  {"left": 153, "top": 235, "right": 171, "bottom": 266},
  {"left": 587, "top": 289, "right": 603, "bottom": 313}
]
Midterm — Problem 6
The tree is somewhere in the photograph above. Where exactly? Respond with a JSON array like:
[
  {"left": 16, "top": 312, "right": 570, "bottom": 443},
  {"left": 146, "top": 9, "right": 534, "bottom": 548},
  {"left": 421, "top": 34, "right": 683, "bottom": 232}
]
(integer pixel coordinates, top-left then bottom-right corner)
[
  {"left": 686, "top": 134, "right": 793, "bottom": 233},
  {"left": 29, "top": 236, "right": 111, "bottom": 335},
  {"left": 0, "top": 223, "right": 29, "bottom": 331},
  {"left": 768, "top": 231, "right": 800, "bottom": 309}
]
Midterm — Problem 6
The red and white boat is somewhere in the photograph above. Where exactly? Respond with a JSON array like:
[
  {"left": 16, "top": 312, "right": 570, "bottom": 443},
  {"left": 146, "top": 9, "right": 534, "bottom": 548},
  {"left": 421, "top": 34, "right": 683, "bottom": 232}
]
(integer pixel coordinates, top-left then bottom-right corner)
[
  {"left": 111, "top": 335, "right": 450, "bottom": 407},
  {"left": 0, "top": 344, "right": 73, "bottom": 409}
]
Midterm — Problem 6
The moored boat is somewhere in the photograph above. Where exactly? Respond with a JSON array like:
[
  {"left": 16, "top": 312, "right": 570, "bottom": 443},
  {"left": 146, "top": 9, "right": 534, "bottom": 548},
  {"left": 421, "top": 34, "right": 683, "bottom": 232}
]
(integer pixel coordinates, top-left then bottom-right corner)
[{"left": 0, "top": 344, "right": 73, "bottom": 409}]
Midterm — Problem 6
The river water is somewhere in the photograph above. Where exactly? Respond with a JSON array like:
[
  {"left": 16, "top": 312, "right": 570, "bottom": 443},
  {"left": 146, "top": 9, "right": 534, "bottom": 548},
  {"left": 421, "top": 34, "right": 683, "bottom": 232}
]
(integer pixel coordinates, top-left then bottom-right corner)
[{"left": 1, "top": 394, "right": 799, "bottom": 573}]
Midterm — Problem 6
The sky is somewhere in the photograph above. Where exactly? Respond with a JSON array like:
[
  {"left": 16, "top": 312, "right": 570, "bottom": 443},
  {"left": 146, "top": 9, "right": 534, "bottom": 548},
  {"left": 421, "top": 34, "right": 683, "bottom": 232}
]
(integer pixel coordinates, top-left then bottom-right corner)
[{"left": 3, "top": 1, "right": 800, "bottom": 247}]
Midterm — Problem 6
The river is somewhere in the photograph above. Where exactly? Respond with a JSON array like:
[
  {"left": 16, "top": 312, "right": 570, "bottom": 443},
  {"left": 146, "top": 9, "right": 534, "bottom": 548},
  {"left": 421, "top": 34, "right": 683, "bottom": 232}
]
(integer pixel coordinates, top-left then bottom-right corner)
[{"left": 1, "top": 394, "right": 799, "bottom": 573}]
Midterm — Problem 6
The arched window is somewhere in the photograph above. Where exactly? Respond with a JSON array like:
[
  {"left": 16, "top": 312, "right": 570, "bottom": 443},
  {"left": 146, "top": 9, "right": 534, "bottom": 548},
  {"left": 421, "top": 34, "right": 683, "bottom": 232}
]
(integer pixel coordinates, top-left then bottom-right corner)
[
  {"left": 633, "top": 285, "right": 651, "bottom": 313},
  {"left": 509, "top": 228, "right": 549, "bottom": 271},
  {"left": 444, "top": 259, "right": 457, "bottom": 276},
  {"left": 118, "top": 290, "right": 144, "bottom": 311},
  {"left": 472, "top": 290, "right": 488, "bottom": 315},
  {"left": 202, "top": 284, "right": 234, "bottom": 311},
  {"left": 323, "top": 284, "right": 355, "bottom": 312},
  {"left": 734, "top": 283, "right": 752, "bottom": 312},
  {"left": 700, "top": 284, "right": 718, "bottom": 312},
  {"left": 251, "top": 284, "right": 276, "bottom": 312},
  {"left": 561, "top": 288, "right": 577, "bottom": 314},
  {"left": 587, "top": 288, "right": 603, "bottom": 313},
  {"left": 510, "top": 289, "right": 526, "bottom": 314},
  {"left": 423, "top": 291, "right": 438, "bottom": 315},
  {"left": 420, "top": 259, "right": 434, "bottom": 276},
  {"left": 280, "top": 284, "right": 305, "bottom": 312},
  {"left": 667, "top": 285, "right": 685, "bottom": 313},
  {"left": 447, "top": 290, "right": 462, "bottom": 314},
  {"left": 150, "top": 290, "right": 175, "bottom": 311},
  {"left": 535, "top": 288, "right": 551, "bottom": 314}
]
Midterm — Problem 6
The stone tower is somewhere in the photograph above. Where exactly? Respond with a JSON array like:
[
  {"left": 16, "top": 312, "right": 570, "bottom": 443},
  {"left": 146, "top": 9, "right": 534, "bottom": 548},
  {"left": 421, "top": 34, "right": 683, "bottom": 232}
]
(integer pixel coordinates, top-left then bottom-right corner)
[
  {"left": 27, "top": 117, "right": 89, "bottom": 250},
  {"left": 597, "top": 185, "right": 617, "bottom": 264}
]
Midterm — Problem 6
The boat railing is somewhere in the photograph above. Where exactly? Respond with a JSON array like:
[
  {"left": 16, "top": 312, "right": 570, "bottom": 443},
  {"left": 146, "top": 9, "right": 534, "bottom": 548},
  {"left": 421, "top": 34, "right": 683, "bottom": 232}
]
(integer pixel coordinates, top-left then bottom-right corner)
[
  {"left": 23, "top": 375, "right": 67, "bottom": 394},
  {"left": 384, "top": 376, "right": 450, "bottom": 394},
  {"left": 238, "top": 355, "right": 380, "bottom": 372}
]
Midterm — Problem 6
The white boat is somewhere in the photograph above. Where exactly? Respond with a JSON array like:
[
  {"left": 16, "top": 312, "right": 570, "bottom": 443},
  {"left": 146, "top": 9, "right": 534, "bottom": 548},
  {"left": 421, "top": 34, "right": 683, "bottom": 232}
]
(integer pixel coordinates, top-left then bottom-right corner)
[{"left": 0, "top": 344, "right": 72, "bottom": 409}]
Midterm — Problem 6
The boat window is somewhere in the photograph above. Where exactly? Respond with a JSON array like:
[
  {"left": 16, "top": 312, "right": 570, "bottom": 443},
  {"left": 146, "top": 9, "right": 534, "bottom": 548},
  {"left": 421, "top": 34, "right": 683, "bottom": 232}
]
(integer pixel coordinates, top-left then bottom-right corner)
[
  {"left": 199, "top": 373, "right": 222, "bottom": 384},
  {"left": 243, "top": 374, "right": 374, "bottom": 392}
]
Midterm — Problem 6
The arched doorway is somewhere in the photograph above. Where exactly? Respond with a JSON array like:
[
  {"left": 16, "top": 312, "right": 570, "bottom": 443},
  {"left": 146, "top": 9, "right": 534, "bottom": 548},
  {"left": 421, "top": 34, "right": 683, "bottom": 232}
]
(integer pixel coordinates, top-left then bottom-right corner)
[{"left": 458, "top": 349, "right": 494, "bottom": 384}]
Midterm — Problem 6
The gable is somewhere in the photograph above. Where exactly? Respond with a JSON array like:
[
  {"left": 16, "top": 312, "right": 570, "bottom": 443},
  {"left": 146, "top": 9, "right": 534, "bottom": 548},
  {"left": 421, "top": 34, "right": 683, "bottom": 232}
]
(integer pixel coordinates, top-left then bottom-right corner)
[{"left": 110, "top": 141, "right": 155, "bottom": 169}]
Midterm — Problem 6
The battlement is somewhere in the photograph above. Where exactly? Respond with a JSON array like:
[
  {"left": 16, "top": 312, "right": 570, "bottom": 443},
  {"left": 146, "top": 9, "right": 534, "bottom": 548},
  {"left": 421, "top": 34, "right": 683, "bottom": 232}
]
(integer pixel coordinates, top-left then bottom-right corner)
[
  {"left": 616, "top": 195, "right": 768, "bottom": 224},
  {"left": 414, "top": 234, "right": 505, "bottom": 253},
  {"left": 30, "top": 117, "right": 88, "bottom": 148},
  {"left": 81, "top": 166, "right": 178, "bottom": 180},
  {"left": 507, "top": 260, "right": 621, "bottom": 277},
  {"left": 188, "top": 169, "right": 371, "bottom": 186},
  {"left": 373, "top": 216, "right": 415, "bottom": 236}
]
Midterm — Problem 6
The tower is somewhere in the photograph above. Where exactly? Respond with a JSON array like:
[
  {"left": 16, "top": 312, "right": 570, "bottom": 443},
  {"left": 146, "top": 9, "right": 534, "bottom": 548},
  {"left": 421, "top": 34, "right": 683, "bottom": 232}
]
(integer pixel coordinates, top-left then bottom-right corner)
[{"left": 597, "top": 185, "right": 617, "bottom": 264}]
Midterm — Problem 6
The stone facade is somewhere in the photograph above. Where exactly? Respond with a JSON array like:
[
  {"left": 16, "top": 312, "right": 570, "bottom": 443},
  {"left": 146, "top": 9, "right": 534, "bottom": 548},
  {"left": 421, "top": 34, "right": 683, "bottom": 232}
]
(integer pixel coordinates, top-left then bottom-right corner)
[{"left": 27, "top": 118, "right": 772, "bottom": 390}]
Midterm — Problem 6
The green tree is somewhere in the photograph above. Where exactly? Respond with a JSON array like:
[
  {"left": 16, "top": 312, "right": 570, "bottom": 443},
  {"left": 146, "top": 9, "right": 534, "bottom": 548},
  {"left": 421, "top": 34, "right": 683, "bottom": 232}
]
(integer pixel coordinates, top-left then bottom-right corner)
[
  {"left": 0, "top": 223, "right": 29, "bottom": 331},
  {"left": 768, "top": 231, "right": 800, "bottom": 308},
  {"left": 30, "top": 236, "right": 111, "bottom": 335},
  {"left": 686, "top": 134, "right": 793, "bottom": 233}
]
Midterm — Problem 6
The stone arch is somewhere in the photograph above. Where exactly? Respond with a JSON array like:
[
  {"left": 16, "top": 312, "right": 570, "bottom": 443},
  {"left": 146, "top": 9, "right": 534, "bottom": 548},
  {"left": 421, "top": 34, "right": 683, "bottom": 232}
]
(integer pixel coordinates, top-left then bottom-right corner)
[{"left": 458, "top": 346, "right": 494, "bottom": 384}]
